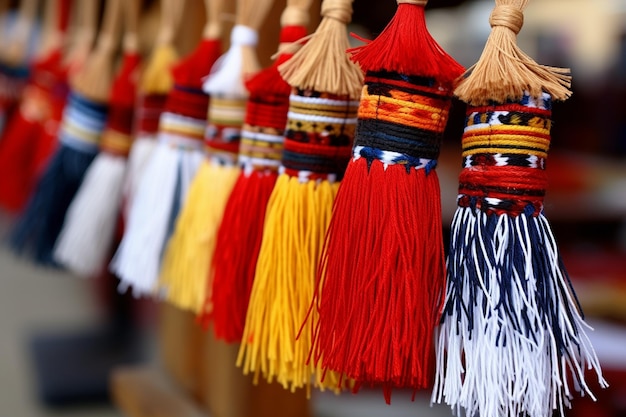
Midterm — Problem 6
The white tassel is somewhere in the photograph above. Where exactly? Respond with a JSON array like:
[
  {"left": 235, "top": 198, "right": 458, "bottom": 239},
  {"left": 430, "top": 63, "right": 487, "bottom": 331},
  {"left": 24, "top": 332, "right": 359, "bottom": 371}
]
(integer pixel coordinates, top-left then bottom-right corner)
[
  {"left": 110, "top": 138, "right": 204, "bottom": 297},
  {"left": 434, "top": 206, "right": 607, "bottom": 417},
  {"left": 122, "top": 134, "right": 157, "bottom": 218},
  {"left": 53, "top": 153, "right": 126, "bottom": 277}
]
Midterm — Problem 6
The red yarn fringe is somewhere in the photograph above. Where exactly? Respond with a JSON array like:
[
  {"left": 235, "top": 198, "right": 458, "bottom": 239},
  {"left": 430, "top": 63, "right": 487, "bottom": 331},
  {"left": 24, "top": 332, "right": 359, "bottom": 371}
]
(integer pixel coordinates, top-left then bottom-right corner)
[
  {"left": 208, "top": 170, "right": 278, "bottom": 342},
  {"left": 349, "top": 3, "right": 464, "bottom": 85},
  {"left": 311, "top": 157, "right": 445, "bottom": 401}
]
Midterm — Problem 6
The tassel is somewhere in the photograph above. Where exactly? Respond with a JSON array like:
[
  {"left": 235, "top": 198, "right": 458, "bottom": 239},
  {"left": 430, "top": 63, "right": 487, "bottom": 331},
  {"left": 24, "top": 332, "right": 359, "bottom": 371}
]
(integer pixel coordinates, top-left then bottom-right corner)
[
  {"left": 207, "top": 3, "right": 311, "bottom": 343},
  {"left": 53, "top": 0, "right": 142, "bottom": 278},
  {"left": 0, "top": 0, "right": 73, "bottom": 213},
  {"left": 9, "top": 0, "right": 121, "bottom": 265},
  {"left": 112, "top": 0, "right": 222, "bottom": 298},
  {"left": 122, "top": 0, "right": 183, "bottom": 215},
  {"left": 432, "top": 2, "right": 606, "bottom": 417},
  {"left": 309, "top": 0, "right": 464, "bottom": 402},
  {"left": 158, "top": 0, "right": 273, "bottom": 313},
  {"left": 237, "top": 0, "right": 363, "bottom": 394}
]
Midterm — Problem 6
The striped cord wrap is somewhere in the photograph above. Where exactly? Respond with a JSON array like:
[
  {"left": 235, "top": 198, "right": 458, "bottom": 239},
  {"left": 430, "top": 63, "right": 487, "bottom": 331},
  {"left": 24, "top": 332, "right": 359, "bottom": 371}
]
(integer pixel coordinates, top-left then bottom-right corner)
[
  {"left": 457, "top": 93, "right": 551, "bottom": 216},
  {"left": 99, "top": 102, "right": 135, "bottom": 157},
  {"left": 354, "top": 71, "right": 451, "bottom": 172},
  {"left": 157, "top": 111, "right": 205, "bottom": 151},
  {"left": 134, "top": 93, "right": 168, "bottom": 139},
  {"left": 206, "top": 95, "right": 247, "bottom": 165},
  {"left": 281, "top": 88, "right": 359, "bottom": 182},
  {"left": 238, "top": 92, "right": 290, "bottom": 173},
  {"left": 58, "top": 92, "right": 109, "bottom": 154},
  {"left": 434, "top": 93, "right": 606, "bottom": 417}
]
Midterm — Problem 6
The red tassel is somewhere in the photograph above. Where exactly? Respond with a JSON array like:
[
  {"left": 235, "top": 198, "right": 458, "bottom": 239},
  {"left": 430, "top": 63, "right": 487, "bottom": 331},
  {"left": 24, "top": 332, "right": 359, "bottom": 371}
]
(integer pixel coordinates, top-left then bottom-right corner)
[
  {"left": 165, "top": 39, "right": 222, "bottom": 120},
  {"left": 309, "top": 2, "right": 464, "bottom": 401},
  {"left": 206, "top": 25, "right": 306, "bottom": 342},
  {"left": 0, "top": 48, "right": 69, "bottom": 213},
  {"left": 208, "top": 170, "right": 277, "bottom": 341}
]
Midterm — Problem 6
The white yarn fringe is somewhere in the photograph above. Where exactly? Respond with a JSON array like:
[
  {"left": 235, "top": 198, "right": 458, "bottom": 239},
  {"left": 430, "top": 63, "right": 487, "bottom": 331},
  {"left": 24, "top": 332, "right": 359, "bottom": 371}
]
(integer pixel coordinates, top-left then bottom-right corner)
[
  {"left": 54, "top": 153, "right": 127, "bottom": 277},
  {"left": 122, "top": 135, "right": 157, "bottom": 219},
  {"left": 433, "top": 206, "right": 607, "bottom": 417},
  {"left": 110, "top": 142, "right": 204, "bottom": 297}
]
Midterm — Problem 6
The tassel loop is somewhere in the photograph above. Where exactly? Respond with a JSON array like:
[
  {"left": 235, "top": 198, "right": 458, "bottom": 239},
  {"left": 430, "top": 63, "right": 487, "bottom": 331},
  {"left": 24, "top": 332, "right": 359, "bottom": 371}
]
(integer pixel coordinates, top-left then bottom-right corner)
[
  {"left": 397, "top": 0, "right": 427, "bottom": 5},
  {"left": 489, "top": 5, "right": 524, "bottom": 34},
  {"left": 320, "top": 0, "right": 352, "bottom": 24}
]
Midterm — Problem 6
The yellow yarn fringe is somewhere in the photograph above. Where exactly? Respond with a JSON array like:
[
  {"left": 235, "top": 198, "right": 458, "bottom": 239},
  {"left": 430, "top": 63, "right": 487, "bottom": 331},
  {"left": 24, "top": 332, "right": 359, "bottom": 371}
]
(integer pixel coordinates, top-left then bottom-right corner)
[
  {"left": 158, "top": 161, "right": 240, "bottom": 313},
  {"left": 237, "top": 174, "right": 343, "bottom": 396}
]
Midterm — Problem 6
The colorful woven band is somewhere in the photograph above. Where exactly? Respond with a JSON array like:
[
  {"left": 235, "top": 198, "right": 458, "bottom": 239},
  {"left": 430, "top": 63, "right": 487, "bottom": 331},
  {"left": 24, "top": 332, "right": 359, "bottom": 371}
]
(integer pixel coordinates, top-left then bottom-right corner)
[
  {"left": 135, "top": 93, "right": 168, "bottom": 137},
  {"left": 353, "top": 71, "right": 451, "bottom": 173},
  {"left": 157, "top": 112, "right": 205, "bottom": 152},
  {"left": 238, "top": 93, "right": 290, "bottom": 172},
  {"left": 158, "top": 111, "right": 206, "bottom": 143},
  {"left": 100, "top": 104, "right": 135, "bottom": 156},
  {"left": 58, "top": 92, "right": 108, "bottom": 153},
  {"left": 165, "top": 84, "right": 209, "bottom": 121},
  {"left": 457, "top": 93, "right": 552, "bottom": 216},
  {"left": 281, "top": 89, "right": 358, "bottom": 181},
  {"left": 205, "top": 96, "right": 247, "bottom": 166}
]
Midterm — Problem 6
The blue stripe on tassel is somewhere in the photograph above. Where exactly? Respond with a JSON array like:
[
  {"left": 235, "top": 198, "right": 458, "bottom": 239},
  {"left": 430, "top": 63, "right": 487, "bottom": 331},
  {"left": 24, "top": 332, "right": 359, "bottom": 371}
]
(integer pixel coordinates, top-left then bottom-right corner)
[{"left": 435, "top": 204, "right": 606, "bottom": 417}]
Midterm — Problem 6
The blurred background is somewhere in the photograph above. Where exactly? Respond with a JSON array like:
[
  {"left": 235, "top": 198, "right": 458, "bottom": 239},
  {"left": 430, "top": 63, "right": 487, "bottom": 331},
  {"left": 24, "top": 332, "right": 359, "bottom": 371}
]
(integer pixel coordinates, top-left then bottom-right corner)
[{"left": 0, "top": 0, "right": 625, "bottom": 416}]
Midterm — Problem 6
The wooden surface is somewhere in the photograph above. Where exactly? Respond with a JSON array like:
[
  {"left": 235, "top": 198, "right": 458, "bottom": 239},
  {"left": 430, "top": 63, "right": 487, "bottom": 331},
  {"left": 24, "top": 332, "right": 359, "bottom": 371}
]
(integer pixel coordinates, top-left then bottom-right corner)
[{"left": 110, "top": 366, "right": 207, "bottom": 417}]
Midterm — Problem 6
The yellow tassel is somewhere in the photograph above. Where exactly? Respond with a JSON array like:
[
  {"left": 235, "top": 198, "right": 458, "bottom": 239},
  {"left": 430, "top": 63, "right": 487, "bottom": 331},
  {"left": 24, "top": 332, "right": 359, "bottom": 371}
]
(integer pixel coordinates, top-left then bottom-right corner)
[
  {"left": 237, "top": 174, "right": 343, "bottom": 396},
  {"left": 158, "top": 161, "right": 240, "bottom": 313}
]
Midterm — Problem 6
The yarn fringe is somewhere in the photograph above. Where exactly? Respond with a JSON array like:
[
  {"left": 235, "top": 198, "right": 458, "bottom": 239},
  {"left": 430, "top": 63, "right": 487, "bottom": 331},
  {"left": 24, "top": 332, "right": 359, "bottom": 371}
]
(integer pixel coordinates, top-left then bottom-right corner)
[
  {"left": 54, "top": 153, "right": 126, "bottom": 277},
  {"left": 159, "top": 162, "right": 239, "bottom": 314},
  {"left": 238, "top": 174, "right": 343, "bottom": 395},
  {"left": 209, "top": 169, "right": 278, "bottom": 342},
  {"left": 433, "top": 205, "right": 607, "bottom": 417},
  {"left": 312, "top": 156, "right": 445, "bottom": 401},
  {"left": 121, "top": 136, "right": 157, "bottom": 218},
  {"left": 10, "top": 144, "right": 97, "bottom": 265},
  {"left": 111, "top": 143, "right": 204, "bottom": 297}
]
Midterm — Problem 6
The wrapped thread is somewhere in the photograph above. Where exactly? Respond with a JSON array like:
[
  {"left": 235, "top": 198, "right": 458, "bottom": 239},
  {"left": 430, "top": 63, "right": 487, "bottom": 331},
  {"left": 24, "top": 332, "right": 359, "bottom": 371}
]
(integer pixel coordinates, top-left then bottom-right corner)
[
  {"left": 159, "top": 11, "right": 267, "bottom": 313},
  {"left": 432, "top": 1, "right": 606, "bottom": 415},
  {"left": 111, "top": 109, "right": 206, "bottom": 297},
  {"left": 207, "top": 24, "right": 309, "bottom": 343},
  {"left": 433, "top": 93, "right": 606, "bottom": 417},
  {"left": 238, "top": 89, "right": 358, "bottom": 393},
  {"left": 312, "top": 71, "right": 453, "bottom": 400},
  {"left": 113, "top": 1, "right": 224, "bottom": 296},
  {"left": 158, "top": 96, "right": 245, "bottom": 312},
  {"left": 53, "top": 52, "right": 141, "bottom": 277},
  {"left": 309, "top": 1, "right": 463, "bottom": 402}
]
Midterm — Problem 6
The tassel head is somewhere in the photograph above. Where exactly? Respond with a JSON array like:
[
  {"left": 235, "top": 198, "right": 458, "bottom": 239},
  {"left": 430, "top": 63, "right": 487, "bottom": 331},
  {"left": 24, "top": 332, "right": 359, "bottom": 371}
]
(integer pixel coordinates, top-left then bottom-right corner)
[
  {"left": 205, "top": 96, "right": 247, "bottom": 165},
  {"left": 281, "top": 88, "right": 359, "bottom": 182},
  {"left": 457, "top": 93, "right": 552, "bottom": 216},
  {"left": 354, "top": 71, "right": 453, "bottom": 172}
]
